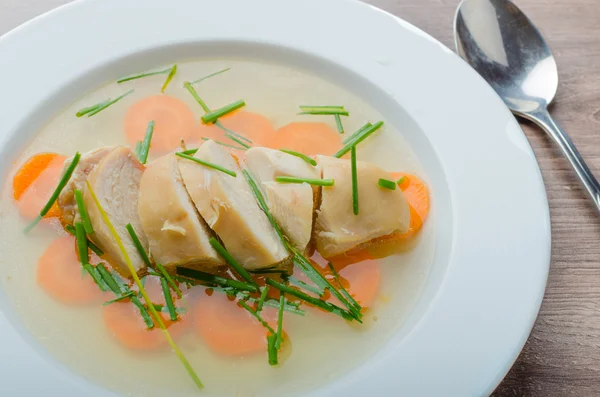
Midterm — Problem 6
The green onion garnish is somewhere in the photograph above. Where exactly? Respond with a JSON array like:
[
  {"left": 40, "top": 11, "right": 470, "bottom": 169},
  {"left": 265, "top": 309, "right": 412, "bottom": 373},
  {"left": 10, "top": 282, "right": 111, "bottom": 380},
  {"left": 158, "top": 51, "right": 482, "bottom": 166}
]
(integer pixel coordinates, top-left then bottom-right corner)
[
  {"left": 224, "top": 132, "right": 251, "bottom": 149},
  {"left": 137, "top": 120, "right": 155, "bottom": 164},
  {"left": 263, "top": 297, "right": 305, "bottom": 316},
  {"left": 86, "top": 181, "right": 200, "bottom": 387},
  {"left": 190, "top": 68, "right": 231, "bottom": 85},
  {"left": 161, "top": 277, "right": 178, "bottom": 321},
  {"left": 201, "top": 137, "right": 245, "bottom": 150},
  {"left": 183, "top": 82, "right": 211, "bottom": 113},
  {"left": 334, "top": 121, "right": 384, "bottom": 158},
  {"left": 300, "top": 105, "right": 345, "bottom": 110},
  {"left": 102, "top": 290, "right": 135, "bottom": 306},
  {"left": 126, "top": 224, "right": 151, "bottom": 267},
  {"left": 176, "top": 267, "right": 258, "bottom": 293},
  {"left": 298, "top": 109, "right": 349, "bottom": 116},
  {"left": 76, "top": 89, "right": 134, "bottom": 117},
  {"left": 75, "top": 222, "right": 89, "bottom": 265},
  {"left": 287, "top": 276, "right": 324, "bottom": 296},
  {"left": 343, "top": 123, "right": 372, "bottom": 144},
  {"left": 280, "top": 149, "right": 317, "bottom": 166},
  {"left": 161, "top": 64, "right": 177, "bottom": 93},
  {"left": 74, "top": 189, "right": 93, "bottom": 234},
  {"left": 134, "top": 141, "right": 142, "bottom": 159},
  {"left": 209, "top": 237, "right": 256, "bottom": 285},
  {"left": 378, "top": 178, "right": 397, "bottom": 190},
  {"left": 201, "top": 100, "right": 246, "bottom": 124},
  {"left": 275, "top": 290, "right": 285, "bottom": 349},
  {"left": 96, "top": 263, "right": 123, "bottom": 295},
  {"left": 65, "top": 224, "right": 103, "bottom": 256},
  {"left": 239, "top": 300, "right": 275, "bottom": 334},
  {"left": 157, "top": 263, "right": 182, "bottom": 298},
  {"left": 83, "top": 263, "right": 108, "bottom": 291},
  {"left": 130, "top": 295, "right": 155, "bottom": 329},
  {"left": 327, "top": 263, "right": 361, "bottom": 312},
  {"left": 335, "top": 114, "right": 345, "bottom": 134},
  {"left": 117, "top": 66, "right": 172, "bottom": 84},
  {"left": 175, "top": 152, "right": 237, "bottom": 177},
  {"left": 275, "top": 176, "right": 334, "bottom": 187},
  {"left": 257, "top": 286, "right": 270, "bottom": 313},
  {"left": 266, "top": 279, "right": 355, "bottom": 321},
  {"left": 25, "top": 152, "right": 80, "bottom": 233},
  {"left": 397, "top": 176, "right": 407, "bottom": 185},
  {"left": 351, "top": 146, "right": 359, "bottom": 215},
  {"left": 215, "top": 121, "right": 253, "bottom": 144},
  {"left": 181, "top": 148, "right": 198, "bottom": 156},
  {"left": 267, "top": 333, "right": 278, "bottom": 366}
]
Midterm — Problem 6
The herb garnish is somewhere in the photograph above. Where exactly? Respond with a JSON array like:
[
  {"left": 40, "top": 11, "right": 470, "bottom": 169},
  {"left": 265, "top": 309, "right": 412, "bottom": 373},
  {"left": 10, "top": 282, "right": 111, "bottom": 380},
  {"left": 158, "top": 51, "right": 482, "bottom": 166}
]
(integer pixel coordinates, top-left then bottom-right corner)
[
  {"left": 275, "top": 176, "right": 334, "bottom": 187},
  {"left": 126, "top": 224, "right": 151, "bottom": 267},
  {"left": 335, "top": 114, "right": 345, "bottom": 134},
  {"left": 157, "top": 263, "right": 182, "bottom": 298},
  {"left": 190, "top": 68, "right": 231, "bottom": 85},
  {"left": 201, "top": 100, "right": 246, "bottom": 124},
  {"left": 334, "top": 121, "right": 384, "bottom": 158},
  {"left": 176, "top": 267, "right": 258, "bottom": 293},
  {"left": 136, "top": 120, "right": 155, "bottom": 164},
  {"left": 175, "top": 152, "right": 237, "bottom": 177},
  {"left": 201, "top": 137, "right": 246, "bottom": 150},
  {"left": 161, "top": 64, "right": 178, "bottom": 93},
  {"left": 378, "top": 178, "right": 397, "bottom": 190},
  {"left": 64, "top": 224, "right": 103, "bottom": 256},
  {"left": 161, "top": 277, "right": 178, "bottom": 321},
  {"left": 74, "top": 189, "right": 93, "bottom": 234},
  {"left": 76, "top": 90, "right": 134, "bottom": 118},
  {"left": 397, "top": 176, "right": 407, "bottom": 185},
  {"left": 279, "top": 149, "right": 317, "bottom": 166},
  {"left": 209, "top": 237, "right": 256, "bottom": 286},
  {"left": 117, "top": 66, "right": 172, "bottom": 84},
  {"left": 351, "top": 146, "right": 359, "bottom": 215}
]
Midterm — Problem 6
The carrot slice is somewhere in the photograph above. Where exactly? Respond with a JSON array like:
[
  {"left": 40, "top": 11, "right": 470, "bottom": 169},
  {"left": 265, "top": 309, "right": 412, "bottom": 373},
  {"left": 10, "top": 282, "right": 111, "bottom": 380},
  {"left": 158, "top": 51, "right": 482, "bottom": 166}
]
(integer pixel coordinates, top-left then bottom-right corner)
[
  {"left": 124, "top": 95, "right": 196, "bottom": 154},
  {"left": 268, "top": 122, "right": 342, "bottom": 156},
  {"left": 190, "top": 289, "right": 276, "bottom": 356},
  {"left": 37, "top": 235, "right": 106, "bottom": 305},
  {"left": 387, "top": 173, "right": 430, "bottom": 240},
  {"left": 13, "top": 153, "right": 62, "bottom": 200},
  {"left": 16, "top": 155, "right": 67, "bottom": 220},
  {"left": 195, "top": 111, "right": 276, "bottom": 146}
]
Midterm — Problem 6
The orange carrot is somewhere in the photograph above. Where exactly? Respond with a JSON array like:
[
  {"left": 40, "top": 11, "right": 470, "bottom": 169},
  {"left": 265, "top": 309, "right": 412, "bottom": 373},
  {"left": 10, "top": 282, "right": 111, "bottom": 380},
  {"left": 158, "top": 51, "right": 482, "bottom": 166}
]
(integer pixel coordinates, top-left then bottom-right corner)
[
  {"left": 124, "top": 95, "right": 196, "bottom": 154},
  {"left": 389, "top": 172, "right": 430, "bottom": 239},
  {"left": 268, "top": 122, "right": 342, "bottom": 156},
  {"left": 15, "top": 154, "right": 67, "bottom": 220},
  {"left": 197, "top": 111, "right": 276, "bottom": 146},
  {"left": 37, "top": 235, "right": 106, "bottom": 305},
  {"left": 190, "top": 288, "right": 277, "bottom": 356}
]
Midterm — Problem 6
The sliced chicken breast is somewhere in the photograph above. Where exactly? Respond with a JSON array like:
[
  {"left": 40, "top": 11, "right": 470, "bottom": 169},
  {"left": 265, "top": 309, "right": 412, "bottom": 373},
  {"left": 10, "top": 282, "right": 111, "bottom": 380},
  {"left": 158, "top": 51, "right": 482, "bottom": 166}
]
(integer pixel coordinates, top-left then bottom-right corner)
[
  {"left": 244, "top": 147, "right": 320, "bottom": 251},
  {"left": 58, "top": 147, "right": 116, "bottom": 226},
  {"left": 138, "top": 153, "right": 223, "bottom": 272},
  {"left": 84, "top": 147, "right": 148, "bottom": 274},
  {"left": 314, "top": 155, "right": 410, "bottom": 258},
  {"left": 178, "top": 140, "right": 290, "bottom": 271}
]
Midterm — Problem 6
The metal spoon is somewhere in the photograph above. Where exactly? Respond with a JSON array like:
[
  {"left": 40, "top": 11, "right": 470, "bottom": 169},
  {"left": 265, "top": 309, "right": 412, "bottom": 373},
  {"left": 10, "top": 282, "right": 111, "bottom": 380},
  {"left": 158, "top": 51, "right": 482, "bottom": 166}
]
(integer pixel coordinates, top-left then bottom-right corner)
[{"left": 454, "top": 0, "right": 600, "bottom": 211}]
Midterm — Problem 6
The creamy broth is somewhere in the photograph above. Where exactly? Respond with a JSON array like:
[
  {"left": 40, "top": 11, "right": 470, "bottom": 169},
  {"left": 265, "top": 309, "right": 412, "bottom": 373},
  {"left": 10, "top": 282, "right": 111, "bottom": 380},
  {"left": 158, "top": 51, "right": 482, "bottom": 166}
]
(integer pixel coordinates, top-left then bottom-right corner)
[{"left": 0, "top": 60, "right": 434, "bottom": 396}]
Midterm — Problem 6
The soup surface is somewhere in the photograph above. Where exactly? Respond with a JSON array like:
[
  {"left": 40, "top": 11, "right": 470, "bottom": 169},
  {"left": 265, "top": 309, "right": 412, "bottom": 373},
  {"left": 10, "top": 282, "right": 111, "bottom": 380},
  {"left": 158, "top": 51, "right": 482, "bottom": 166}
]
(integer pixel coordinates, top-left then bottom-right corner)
[{"left": 0, "top": 59, "right": 434, "bottom": 396}]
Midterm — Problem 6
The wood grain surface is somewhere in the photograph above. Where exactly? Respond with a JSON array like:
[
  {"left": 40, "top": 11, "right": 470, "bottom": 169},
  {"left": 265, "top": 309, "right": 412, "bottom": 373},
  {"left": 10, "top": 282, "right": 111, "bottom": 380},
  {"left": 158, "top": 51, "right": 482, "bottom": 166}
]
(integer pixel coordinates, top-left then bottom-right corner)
[{"left": 2, "top": 0, "right": 600, "bottom": 395}]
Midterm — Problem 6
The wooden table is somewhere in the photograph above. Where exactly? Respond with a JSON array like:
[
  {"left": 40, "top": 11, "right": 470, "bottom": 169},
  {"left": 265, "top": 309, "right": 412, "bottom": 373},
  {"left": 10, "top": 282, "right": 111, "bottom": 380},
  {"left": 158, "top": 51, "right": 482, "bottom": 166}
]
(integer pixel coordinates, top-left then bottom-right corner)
[{"left": 2, "top": 0, "right": 599, "bottom": 395}]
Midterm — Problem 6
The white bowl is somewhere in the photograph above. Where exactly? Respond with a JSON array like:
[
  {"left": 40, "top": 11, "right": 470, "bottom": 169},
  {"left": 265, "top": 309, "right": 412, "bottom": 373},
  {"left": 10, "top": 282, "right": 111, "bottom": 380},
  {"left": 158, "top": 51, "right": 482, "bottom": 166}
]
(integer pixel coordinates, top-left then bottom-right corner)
[{"left": 0, "top": 0, "right": 550, "bottom": 395}]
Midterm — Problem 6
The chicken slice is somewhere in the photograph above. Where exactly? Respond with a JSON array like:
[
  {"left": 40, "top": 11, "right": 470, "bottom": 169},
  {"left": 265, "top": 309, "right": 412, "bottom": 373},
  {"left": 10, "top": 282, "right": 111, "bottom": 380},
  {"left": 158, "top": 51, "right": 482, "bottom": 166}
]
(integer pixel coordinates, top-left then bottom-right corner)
[
  {"left": 314, "top": 155, "right": 410, "bottom": 258},
  {"left": 58, "top": 147, "right": 116, "bottom": 226},
  {"left": 178, "top": 140, "right": 290, "bottom": 271},
  {"left": 244, "top": 147, "right": 320, "bottom": 251},
  {"left": 138, "top": 153, "right": 223, "bottom": 272},
  {"left": 84, "top": 147, "right": 148, "bottom": 274}
]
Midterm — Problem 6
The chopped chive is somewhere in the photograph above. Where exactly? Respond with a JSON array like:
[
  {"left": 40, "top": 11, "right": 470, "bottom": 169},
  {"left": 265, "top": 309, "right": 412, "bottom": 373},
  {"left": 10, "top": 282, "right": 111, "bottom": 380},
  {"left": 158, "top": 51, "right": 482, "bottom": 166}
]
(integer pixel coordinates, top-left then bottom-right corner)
[
  {"left": 126, "top": 224, "right": 151, "bottom": 267},
  {"left": 201, "top": 100, "right": 246, "bottom": 124},
  {"left": 224, "top": 132, "right": 251, "bottom": 149},
  {"left": 175, "top": 152, "right": 237, "bottom": 177},
  {"left": 183, "top": 82, "right": 211, "bottom": 113},
  {"left": 298, "top": 109, "right": 349, "bottom": 116},
  {"left": 351, "top": 146, "right": 359, "bottom": 215},
  {"left": 161, "top": 277, "right": 178, "bottom": 321},
  {"left": 74, "top": 189, "right": 93, "bottom": 234},
  {"left": 25, "top": 152, "right": 81, "bottom": 233},
  {"left": 83, "top": 263, "right": 108, "bottom": 291},
  {"left": 215, "top": 121, "right": 253, "bottom": 143},
  {"left": 137, "top": 120, "right": 155, "bottom": 164},
  {"left": 299, "top": 105, "right": 345, "bottom": 110},
  {"left": 242, "top": 170, "right": 287, "bottom": 246},
  {"left": 335, "top": 114, "right": 345, "bottom": 134},
  {"left": 153, "top": 304, "right": 187, "bottom": 315},
  {"left": 280, "top": 149, "right": 317, "bottom": 166},
  {"left": 266, "top": 279, "right": 355, "bottom": 322},
  {"left": 275, "top": 176, "right": 334, "bottom": 187},
  {"left": 239, "top": 300, "right": 275, "bottom": 334},
  {"left": 378, "top": 178, "right": 397, "bottom": 190},
  {"left": 176, "top": 267, "right": 258, "bottom": 292},
  {"left": 86, "top": 181, "right": 201, "bottom": 388},
  {"left": 201, "top": 137, "right": 245, "bottom": 150},
  {"left": 102, "top": 290, "right": 135, "bottom": 306},
  {"left": 190, "top": 67, "right": 231, "bottom": 85},
  {"left": 96, "top": 263, "right": 122, "bottom": 295},
  {"left": 263, "top": 298, "right": 305, "bottom": 316},
  {"left": 397, "top": 176, "right": 407, "bottom": 185},
  {"left": 327, "top": 263, "right": 361, "bottom": 311},
  {"left": 64, "top": 224, "right": 103, "bottom": 256},
  {"left": 75, "top": 222, "right": 89, "bottom": 265},
  {"left": 343, "top": 123, "right": 372, "bottom": 144},
  {"left": 275, "top": 290, "right": 285, "bottom": 349},
  {"left": 157, "top": 263, "right": 182, "bottom": 298},
  {"left": 334, "top": 121, "right": 384, "bottom": 158},
  {"left": 287, "top": 276, "right": 324, "bottom": 296},
  {"left": 267, "top": 333, "right": 278, "bottom": 366},
  {"left": 77, "top": 90, "right": 134, "bottom": 117},
  {"left": 130, "top": 295, "right": 155, "bottom": 329},
  {"left": 209, "top": 238, "right": 256, "bottom": 285},
  {"left": 134, "top": 141, "right": 142, "bottom": 159},
  {"left": 161, "top": 64, "right": 177, "bottom": 93},
  {"left": 257, "top": 286, "right": 270, "bottom": 313},
  {"left": 181, "top": 148, "right": 198, "bottom": 156},
  {"left": 117, "top": 66, "right": 172, "bottom": 84}
]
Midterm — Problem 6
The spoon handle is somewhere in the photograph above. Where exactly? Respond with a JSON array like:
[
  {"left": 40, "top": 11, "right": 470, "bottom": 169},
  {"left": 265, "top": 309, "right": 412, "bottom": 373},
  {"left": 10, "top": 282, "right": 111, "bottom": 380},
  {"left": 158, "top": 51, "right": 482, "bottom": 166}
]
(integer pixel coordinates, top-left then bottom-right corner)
[{"left": 526, "top": 108, "right": 600, "bottom": 211}]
